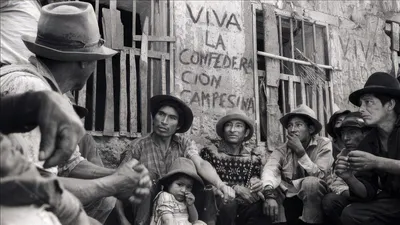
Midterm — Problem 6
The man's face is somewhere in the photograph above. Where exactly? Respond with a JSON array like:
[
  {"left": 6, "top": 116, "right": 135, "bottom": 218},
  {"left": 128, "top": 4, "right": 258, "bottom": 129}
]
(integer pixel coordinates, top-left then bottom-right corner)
[
  {"left": 340, "top": 127, "right": 364, "bottom": 150},
  {"left": 359, "top": 94, "right": 390, "bottom": 126},
  {"left": 72, "top": 61, "right": 96, "bottom": 91},
  {"left": 287, "top": 116, "right": 313, "bottom": 143},
  {"left": 153, "top": 106, "right": 180, "bottom": 137},
  {"left": 223, "top": 119, "right": 248, "bottom": 144},
  {"left": 334, "top": 115, "right": 347, "bottom": 128}
]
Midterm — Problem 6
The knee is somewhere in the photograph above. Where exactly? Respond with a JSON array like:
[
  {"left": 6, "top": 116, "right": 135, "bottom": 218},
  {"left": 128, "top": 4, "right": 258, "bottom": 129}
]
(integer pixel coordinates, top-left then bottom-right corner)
[
  {"left": 300, "top": 177, "right": 326, "bottom": 197},
  {"left": 340, "top": 205, "right": 360, "bottom": 225},
  {"left": 322, "top": 193, "right": 339, "bottom": 215}
]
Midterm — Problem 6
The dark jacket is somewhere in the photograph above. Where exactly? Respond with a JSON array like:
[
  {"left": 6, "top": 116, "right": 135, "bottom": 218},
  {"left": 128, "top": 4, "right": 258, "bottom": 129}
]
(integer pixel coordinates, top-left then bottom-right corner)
[{"left": 351, "top": 117, "right": 400, "bottom": 200}]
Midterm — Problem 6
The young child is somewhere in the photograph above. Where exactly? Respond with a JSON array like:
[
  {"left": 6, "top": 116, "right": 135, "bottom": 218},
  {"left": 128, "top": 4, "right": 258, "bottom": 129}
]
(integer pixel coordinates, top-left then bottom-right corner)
[{"left": 150, "top": 157, "right": 206, "bottom": 225}]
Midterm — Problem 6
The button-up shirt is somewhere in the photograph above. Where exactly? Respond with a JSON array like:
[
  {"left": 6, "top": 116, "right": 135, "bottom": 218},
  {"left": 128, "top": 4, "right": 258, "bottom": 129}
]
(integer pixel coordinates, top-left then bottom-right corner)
[
  {"left": 352, "top": 117, "right": 400, "bottom": 199},
  {"left": 261, "top": 136, "right": 333, "bottom": 197},
  {"left": 121, "top": 133, "right": 199, "bottom": 184}
]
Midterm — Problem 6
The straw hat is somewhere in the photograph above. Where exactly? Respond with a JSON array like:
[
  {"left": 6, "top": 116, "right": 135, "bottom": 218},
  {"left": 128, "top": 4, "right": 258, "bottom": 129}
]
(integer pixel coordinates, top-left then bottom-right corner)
[
  {"left": 216, "top": 108, "right": 254, "bottom": 142},
  {"left": 280, "top": 104, "right": 322, "bottom": 135}
]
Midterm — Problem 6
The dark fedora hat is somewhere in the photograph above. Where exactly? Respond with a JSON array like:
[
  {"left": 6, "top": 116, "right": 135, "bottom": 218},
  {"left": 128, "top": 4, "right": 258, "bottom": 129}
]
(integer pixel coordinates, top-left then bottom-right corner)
[
  {"left": 150, "top": 95, "right": 193, "bottom": 133},
  {"left": 216, "top": 108, "right": 254, "bottom": 142},
  {"left": 349, "top": 72, "right": 400, "bottom": 106},
  {"left": 22, "top": 1, "right": 117, "bottom": 62},
  {"left": 280, "top": 104, "right": 322, "bottom": 135},
  {"left": 326, "top": 109, "right": 350, "bottom": 139}
]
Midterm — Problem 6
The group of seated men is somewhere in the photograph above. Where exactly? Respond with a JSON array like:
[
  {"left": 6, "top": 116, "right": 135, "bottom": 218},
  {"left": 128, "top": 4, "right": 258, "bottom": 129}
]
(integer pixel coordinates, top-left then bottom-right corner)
[{"left": 1, "top": 1, "right": 400, "bottom": 225}]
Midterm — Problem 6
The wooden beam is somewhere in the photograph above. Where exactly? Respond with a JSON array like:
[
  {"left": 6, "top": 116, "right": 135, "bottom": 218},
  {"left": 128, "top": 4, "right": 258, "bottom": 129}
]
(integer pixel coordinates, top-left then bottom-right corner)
[
  {"left": 125, "top": 47, "right": 170, "bottom": 60},
  {"left": 132, "top": 35, "right": 175, "bottom": 42},
  {"left": 140, "top": 17, "right": 149, "bottom": 136},
  {"left": 161, "top": 55, "right": 167, "bottom": 94},
  {"left": 129, "top": 49, "right": 138, "bottom": 134},
  {"left": 120, "top": 49, "right": 128, "bottom": 136},
  {"left": 252, "top": 4, "right": 260, "bottom": 144}
]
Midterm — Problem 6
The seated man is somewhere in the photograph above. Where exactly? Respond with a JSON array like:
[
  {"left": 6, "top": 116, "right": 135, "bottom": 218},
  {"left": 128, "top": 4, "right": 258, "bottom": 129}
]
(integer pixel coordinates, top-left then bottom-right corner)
[
  {"left": 339, "top": 72, "right": 400, "bottom": 225},
  {"left": 326, "top": 109, "right": 350, "bottom": 160},
  {"left": 322, "top": 112, "right": 370, "bottom": 225},
  {"left": 0, "top": 2, "right": 151, "bottom": 223},
  {"left": 261, "top": 104, "right": 333, "bottom": 225},
  {"left": 199, "top": 108, "right": 271, "bottom": 225},
  {"left": 121, "top": 94, "right": 235, "bottom": 225}
]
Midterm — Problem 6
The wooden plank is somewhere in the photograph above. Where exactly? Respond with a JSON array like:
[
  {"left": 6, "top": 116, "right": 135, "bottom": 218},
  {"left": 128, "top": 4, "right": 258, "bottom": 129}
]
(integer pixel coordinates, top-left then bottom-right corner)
[
  {"left": 161, "top": 55, "right": 166, "bottom": 94},
  {"left": 278, "top": 16, "right": 284, "bottom": 72},
  {"left": 281, "top": 79, "right": 287, "bottom": 114},
  {"left": 169, "top": 0, "right": 175, "bottom": 94},
  {"left": 324, "top": 82, "right": 331, "bottom": 119},
  {"left": 252, "top": 4, "right": 260, "bottom": 144},
  {"left": 132, "top": 0, "right": 136, "bottom": 48},
  {"left": 288, "top": 75, "right": 294, "bottom": 111},
  {"left": 126, "top": 47, "right": 170, "bottom": 60},
  {"left": 318, "top": 84, "right": 325, "bottom": 135},
  {"left": 391, "top": 22, "right": 400, "bottom": 51},
  {"left": 151, "top": 0, "right": 169, "bottom": 96},
  {"left": 263, "top": 4, "right": 280, "bottom": 87},
  {"left": 108, "top": 0, "right": 124, "bottom": 49},
  {"left": 140, "top": 17, "right": 149, "bottom": 135},
  {"left": 133, "top": 35, "right": 175, "bottom": 42},
  {"left": 311, "top": 85, "right": 317, "bottom": 114},
  {"left": 263, "top": 3, "right": 282, "bottom": 149},
  {"left": 102, "top": 7, "right": 124, "bottom": 136},
  {"left": 120, "top": 49, "right": 128, "bottom": 135},
  {"left": 102, "top": 11, "right": 114, "bottom": 136},
  {"left": 129, "top": 49, "right": 138, "bottom": 134},
  {"left": 301, "top": 78, "right": 306, "bottom": 105},
  {"left": 290, "top": 18, "right": 296, "bottom": 76}
]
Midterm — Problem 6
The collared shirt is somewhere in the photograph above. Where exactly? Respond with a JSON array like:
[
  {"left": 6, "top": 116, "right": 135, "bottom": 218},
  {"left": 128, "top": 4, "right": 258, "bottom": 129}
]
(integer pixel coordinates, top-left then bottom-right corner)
[
  {"left": 200, "top": 141, "right": 263, "bottom": 187},
  {"left": 0, "top": 57, "right": 85, "bottom": 175},
  {"left": 352, "top": 117, "right": 400, "bottom": 199},
  {"left": 121, "top": 133, "right": 199, "bottom": 183},
  {"left": 261, "top": 136, "right": 333, "bottom": 196}
]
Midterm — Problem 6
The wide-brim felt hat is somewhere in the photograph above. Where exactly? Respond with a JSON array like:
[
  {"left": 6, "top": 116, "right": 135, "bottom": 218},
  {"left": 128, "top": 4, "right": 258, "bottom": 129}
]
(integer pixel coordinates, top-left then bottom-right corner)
[
  {"left": 159, "top": 157, "right": 204, "bottom": 187},
  {"left": 326, "top": 109, "right": 351, "bottom": 138},
  {"left": 216, "top": 108, "right": 254, "bottom": 142},
  {"left": 22, "top": 1, "right": 117, "bottom": 62},
  {"left": 349, "top": 72, "right": 400, "bottom": 106},
  {"left": 280, "top": 104, "right": 322, "bottom": 135},
  {"left": 150, "top": 95, "right": 193, "bottom": 133}
]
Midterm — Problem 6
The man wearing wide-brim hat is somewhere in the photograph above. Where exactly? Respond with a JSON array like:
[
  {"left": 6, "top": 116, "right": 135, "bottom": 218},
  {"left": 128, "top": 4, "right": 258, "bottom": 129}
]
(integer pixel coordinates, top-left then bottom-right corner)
[
  {"left": 121, "top": 94, "right": 235, "bottom": 225},
  {"left": 339, "top": 72, "right": 400, "bottom": 225},
  {"left": 199, "top": 108, "right": 271, "bottom": 225},
  {"left": 261, "top": 104, "right": 333, "bottom": 225},
  {"left": 0, "top": 1, "right": 152, "bottom": 224},
  {"left": 322, "top": 112, "right": 370, "bottom": 225},
  {"left": 326, "top": 109, "right": 351, "bottom": 159}
]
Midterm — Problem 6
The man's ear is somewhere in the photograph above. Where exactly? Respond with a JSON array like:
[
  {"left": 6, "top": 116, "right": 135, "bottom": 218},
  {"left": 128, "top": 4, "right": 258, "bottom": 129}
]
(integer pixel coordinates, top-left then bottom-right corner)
[
  {"left": 386, "top": 99, "right": 396, "bottom": 111},
  {"left": 308, "top": 125, "right": 316, "bottom": 135},
  {"left": 79, "top": 61, "right": 90, "bottom": 69},
  {"left": 245, "top": 128, "right": 250, "bottom": 137}
]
